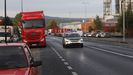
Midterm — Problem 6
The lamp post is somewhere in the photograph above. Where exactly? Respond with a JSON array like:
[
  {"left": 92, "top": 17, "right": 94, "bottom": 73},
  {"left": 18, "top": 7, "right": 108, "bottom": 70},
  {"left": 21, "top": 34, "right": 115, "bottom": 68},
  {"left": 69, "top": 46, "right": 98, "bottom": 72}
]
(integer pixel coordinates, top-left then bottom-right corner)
[
  {"left": 4, "top": 0, "right": 7, "bottom": 43},
  {"left": 21, "top": 0, "right": 23, "bottom": 12},
  {"left": 122, "top": 0, "right": 126, "bottom": 42},
  {"left": 82, "top": 2, "right": 88, "bottom": 32}
]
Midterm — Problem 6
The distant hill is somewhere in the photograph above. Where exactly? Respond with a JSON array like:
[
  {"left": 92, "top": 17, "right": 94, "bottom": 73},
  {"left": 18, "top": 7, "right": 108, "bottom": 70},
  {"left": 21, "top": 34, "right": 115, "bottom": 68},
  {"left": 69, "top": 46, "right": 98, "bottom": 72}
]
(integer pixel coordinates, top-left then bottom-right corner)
[
  {"left": 1, "top": 16, "right": 86, "bottom": 26},
  {"left": 45, "top": 16, "right": 86, "bottom": 26}
]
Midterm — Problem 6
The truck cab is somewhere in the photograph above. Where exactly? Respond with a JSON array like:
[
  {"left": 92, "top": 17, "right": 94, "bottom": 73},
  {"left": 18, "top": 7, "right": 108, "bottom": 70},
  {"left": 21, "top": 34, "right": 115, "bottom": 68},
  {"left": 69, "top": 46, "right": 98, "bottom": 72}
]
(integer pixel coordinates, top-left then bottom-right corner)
[{"left": 20, "top": 11, "right": 46, "bottom": 47}]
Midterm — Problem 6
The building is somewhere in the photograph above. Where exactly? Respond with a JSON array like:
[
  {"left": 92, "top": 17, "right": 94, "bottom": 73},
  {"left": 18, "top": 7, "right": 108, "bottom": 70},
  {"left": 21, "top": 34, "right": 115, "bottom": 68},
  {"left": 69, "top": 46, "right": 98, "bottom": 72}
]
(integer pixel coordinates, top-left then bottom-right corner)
[
  {"left": 103, "top": 0, "right": 112, "bottom": 19},
  {"left": 115, "top": 0, "right": 133, "bottom": 15},
  {"left": 104, "top": 0, "right": 133, "bottom": 17},
  {"left": 115, "top": 0, "right": 120, "bottom": 14},
  {"left": 103, "top": 18, "right": 118, "bottom": 32},
  {"left": 60, "top": 22, "right": 82, "bottom": 31},
  {"left": 81, "top": 18, "right": 96, "bottom": 32}
]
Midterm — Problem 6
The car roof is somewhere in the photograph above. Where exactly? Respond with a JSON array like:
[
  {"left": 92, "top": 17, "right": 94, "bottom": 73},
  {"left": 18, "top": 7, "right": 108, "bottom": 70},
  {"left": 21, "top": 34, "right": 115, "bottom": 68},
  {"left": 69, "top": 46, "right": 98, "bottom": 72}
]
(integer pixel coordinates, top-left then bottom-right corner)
[
  {"left": 0, "top": 43, "right": 26, "bottom": 47},
  {"left": 65, "top": 32, "right": 79, "bottom": 34}
]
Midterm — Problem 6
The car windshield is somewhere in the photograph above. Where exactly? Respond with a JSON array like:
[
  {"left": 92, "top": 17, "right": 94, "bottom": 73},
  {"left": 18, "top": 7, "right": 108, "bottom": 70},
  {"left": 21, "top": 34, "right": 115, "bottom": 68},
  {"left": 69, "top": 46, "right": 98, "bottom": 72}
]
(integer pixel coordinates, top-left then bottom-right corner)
[
  {"left": 0, "top": 46, "right": 28, "bottom": 69},
  {"left": 0, "top": 32, "right": 11, "bottom": 37},
  {"left": 66, "top": 33, "right": 80, "bottom": 37},
  {"left": 22, "top": 20, "right": 44, "bottom": 29}
]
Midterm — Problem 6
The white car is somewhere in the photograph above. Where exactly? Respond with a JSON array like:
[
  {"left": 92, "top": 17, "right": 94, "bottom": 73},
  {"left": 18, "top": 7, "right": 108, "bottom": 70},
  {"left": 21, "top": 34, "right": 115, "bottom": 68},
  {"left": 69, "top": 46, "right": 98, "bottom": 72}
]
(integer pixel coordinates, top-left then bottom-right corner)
[
  {"left": 62, "top": 33, "right": 83, "bottom": 48},
  {"left": 96, "top": 32, "right": 111, "bottom": 38}
]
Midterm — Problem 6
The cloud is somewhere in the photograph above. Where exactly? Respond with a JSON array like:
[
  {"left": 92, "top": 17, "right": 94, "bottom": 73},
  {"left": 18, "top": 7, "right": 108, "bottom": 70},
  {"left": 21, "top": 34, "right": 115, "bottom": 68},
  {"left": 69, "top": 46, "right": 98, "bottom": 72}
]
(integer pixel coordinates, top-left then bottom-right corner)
[{"left": 0, "top": 0, "right": 104, "bottom": 18}]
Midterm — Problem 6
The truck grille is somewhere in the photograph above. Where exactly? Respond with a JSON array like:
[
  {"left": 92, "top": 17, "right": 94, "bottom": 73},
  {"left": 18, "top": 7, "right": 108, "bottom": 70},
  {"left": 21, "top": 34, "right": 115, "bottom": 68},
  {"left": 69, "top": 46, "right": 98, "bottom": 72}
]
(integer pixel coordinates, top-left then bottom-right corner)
[{"left": 26, "top": 32, "right": 41, "bottom": 40}]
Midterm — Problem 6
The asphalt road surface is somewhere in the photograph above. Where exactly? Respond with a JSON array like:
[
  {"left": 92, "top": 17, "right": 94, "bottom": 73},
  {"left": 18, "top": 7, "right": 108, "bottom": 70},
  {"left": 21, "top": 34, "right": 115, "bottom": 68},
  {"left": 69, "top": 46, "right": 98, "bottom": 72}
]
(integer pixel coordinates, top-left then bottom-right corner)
[{"left": 31, "top": 36, "right": 133, "bottom": 75}]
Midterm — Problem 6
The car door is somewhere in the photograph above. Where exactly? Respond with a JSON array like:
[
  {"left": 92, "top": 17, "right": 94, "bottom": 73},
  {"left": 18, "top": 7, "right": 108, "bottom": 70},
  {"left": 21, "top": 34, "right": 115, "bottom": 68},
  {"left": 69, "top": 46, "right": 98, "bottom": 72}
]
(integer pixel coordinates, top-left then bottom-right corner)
[{"left": 24, "top": 46, "right": 38, "bottom": 75}]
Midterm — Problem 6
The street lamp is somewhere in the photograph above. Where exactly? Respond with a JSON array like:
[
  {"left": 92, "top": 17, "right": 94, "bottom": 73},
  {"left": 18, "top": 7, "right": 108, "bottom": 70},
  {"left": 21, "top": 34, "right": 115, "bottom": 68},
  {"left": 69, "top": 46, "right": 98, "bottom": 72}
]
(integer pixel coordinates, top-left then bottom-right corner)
[
  {"left": 82, "top": 2, "right": 88, "bottom": 32},
  {"left": 21, "top": 0, "right": 23, "bottom": 12},
  {"left": 4, "top": 0, "right": 7, "bottom": 43},
  {"left": 82, "top": 2, "right": 87, "bottom": 20},
  {"left": 122, "top": 0, "right": 126, "bottom": 42}
]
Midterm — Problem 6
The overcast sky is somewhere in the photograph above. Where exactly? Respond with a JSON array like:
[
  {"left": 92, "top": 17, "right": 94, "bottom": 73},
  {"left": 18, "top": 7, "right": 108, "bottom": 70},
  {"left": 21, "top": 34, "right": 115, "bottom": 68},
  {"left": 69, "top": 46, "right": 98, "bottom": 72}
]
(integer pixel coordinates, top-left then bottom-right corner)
[{"left": 0, "top": 0, "right": 115, "bottom": 18}]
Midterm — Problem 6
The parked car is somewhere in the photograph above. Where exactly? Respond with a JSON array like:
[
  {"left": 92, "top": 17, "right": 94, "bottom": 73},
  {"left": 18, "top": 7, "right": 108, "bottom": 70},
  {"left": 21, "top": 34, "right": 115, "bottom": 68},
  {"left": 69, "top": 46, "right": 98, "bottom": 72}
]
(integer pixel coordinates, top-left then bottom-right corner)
[
  {"left": 0, "top": 43, "right": 42, "bottom": 75},
  {"left": 83, "top": 33, "right": 87, "bottom": 37},
  {"left": 62, "top": 33, "right": 83, "bottom": 48},
  {"left": 91, "top": 31, "right": 100, "bottom": 37},
  {"left": 96, "top": 32, "right": 111, "bottom": 38},
  {"left": 83, "top": 32, "right": 91, "bottom": 37}
]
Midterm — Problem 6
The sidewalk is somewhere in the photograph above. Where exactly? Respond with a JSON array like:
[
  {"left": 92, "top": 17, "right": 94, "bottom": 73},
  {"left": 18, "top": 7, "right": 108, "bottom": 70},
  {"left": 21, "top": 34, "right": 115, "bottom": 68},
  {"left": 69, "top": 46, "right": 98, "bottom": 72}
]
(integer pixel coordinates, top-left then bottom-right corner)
[
  {"left": 93, "top": 37, "right": 133, "bottom": 48},
  {"left": 100, "top": 37, "right": 133, "bottom": 44}
]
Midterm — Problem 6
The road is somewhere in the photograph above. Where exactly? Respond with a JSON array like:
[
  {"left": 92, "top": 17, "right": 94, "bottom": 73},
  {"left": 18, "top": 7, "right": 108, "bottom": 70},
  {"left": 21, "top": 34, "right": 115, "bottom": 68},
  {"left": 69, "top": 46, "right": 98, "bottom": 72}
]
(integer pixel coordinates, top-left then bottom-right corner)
[{"left": 31, "top": 36, "right": 133, "bottom": 75}]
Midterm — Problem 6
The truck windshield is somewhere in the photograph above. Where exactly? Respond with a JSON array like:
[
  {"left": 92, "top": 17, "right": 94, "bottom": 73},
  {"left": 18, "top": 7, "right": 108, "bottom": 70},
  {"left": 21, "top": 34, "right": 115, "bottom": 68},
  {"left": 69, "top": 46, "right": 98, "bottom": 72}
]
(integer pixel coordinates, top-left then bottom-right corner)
[
  {"left": 22, "top": 20, "right": 44, "bottom": 29},
  {"left": 0, "top": 32, "right": 11, "bottom": 37}
]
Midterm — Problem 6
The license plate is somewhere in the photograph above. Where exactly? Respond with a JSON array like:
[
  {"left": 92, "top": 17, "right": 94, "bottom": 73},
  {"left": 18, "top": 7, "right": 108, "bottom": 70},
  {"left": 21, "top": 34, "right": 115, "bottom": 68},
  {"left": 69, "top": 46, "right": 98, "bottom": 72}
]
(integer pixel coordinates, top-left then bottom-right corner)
[{"left": 32, "top": 44, "right": 37, "bottom": 46}]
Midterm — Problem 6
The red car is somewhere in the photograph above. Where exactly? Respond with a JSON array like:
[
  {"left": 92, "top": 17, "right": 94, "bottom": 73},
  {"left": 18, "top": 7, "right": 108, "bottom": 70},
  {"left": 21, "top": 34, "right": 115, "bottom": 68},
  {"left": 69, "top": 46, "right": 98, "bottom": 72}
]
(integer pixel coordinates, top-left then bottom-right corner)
[{"left": 0, "top": 43, "right": 42, "bottom": 75}]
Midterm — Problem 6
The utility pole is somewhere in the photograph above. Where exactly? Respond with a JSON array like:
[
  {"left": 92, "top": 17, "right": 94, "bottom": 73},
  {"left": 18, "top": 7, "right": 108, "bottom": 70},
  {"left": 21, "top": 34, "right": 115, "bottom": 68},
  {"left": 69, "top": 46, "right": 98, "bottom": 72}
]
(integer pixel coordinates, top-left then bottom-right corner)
[
  {"left": 21, "top": 0, "right": 23, "bottom": 12},
  {"left": 82, "top": 2, "right": 88, "bottom": 32},
  {"left": 4, "top": 0, "right": 7, "bottom": 43},
  {"left": 122, "top": 0, "right": 126, "bottom": 42}
]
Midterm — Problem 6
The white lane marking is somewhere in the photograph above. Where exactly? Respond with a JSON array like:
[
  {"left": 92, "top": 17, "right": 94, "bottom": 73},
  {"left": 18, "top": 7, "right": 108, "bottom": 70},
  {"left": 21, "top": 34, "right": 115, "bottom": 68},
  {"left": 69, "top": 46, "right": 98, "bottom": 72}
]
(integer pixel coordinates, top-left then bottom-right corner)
[
  {"left": 50, "top": 46, "right": 79, "bottom": 75},
  {"left": 61, "top": 59, "right": 65, "bottom": 61},
  {"left": 67, "top": 66, "right": 73, "bottom": 70},
  {"left": 59, "top": 56, "right": 63, "bottom": 59},
  {"left": 64, "top": 62, "right": 69, "bottom": 65},
  {"left": 72, "top": 72, "right": 78, "bottom": 75},
  {"left": 51, "top": 47, "right": 62, "bottom": 58},
  {"left": 91, "top": 46, "right": 133, "bottom": 59}
]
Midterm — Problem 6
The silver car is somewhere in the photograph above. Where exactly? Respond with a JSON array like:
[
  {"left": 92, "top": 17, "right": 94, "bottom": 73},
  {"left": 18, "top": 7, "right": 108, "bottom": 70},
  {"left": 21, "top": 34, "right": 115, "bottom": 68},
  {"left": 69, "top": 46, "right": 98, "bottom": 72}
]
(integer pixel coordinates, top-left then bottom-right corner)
[{"left": 62, "top": 33, "right": 83, "bottom": 48}]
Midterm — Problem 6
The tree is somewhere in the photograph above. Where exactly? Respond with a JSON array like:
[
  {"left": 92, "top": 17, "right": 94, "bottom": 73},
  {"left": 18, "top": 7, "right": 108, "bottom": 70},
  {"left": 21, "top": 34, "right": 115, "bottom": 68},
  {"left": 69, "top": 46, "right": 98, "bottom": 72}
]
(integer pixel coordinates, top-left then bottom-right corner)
[
  {"left": 13, "top": 13, "right": 22, "bottom": 26},
  {"left": 94, "top": 16, "right": 103, "bottom": 30},
  {"left": 117, "top": 3, "right": 133, "bottom": 32},
  {"left": 47, "top": 19, "right": 58, "bottom": 29},
  {"left": 12, "top": 13, "right": 22, "bottom": 38}
]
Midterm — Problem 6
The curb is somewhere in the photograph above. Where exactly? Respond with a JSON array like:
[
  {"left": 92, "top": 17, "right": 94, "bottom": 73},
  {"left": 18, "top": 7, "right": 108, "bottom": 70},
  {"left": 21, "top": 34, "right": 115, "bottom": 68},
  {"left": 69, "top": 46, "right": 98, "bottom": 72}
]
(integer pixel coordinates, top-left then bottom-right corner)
[{"left": 88, "top": 37, "right": 133, "bottom": 48}]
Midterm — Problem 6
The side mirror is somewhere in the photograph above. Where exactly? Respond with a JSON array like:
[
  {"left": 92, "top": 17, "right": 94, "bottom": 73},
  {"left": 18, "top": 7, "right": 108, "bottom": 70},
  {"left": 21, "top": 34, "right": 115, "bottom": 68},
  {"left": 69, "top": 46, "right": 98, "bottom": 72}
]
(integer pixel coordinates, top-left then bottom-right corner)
[{"left": 31, "top": 61, "right": 42, "bottom": 67}]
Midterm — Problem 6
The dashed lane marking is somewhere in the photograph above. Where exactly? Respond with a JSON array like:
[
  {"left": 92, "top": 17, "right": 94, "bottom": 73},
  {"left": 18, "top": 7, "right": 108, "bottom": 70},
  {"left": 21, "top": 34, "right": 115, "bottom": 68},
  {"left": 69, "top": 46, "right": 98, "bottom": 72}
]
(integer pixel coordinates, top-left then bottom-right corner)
[
  {"left": 59, "top": 56, "right": 63, "bottom": 59},
  {"left": 72, "top": 72, "right": 78, "bottom": 75},
  {"left": 61, "top": 59, "right": 65, "bottom": 61},
  {"left": 64, "top": 62, "right": 69, "bottom": 65},
  {"left": 50, "top": 46, "right": 78, "bottom": 75},
  {"left": 51, "top": 47, "right": 62, "bottom": 58},
  {"left": 67, "top": 66, "right": 73, "bottom": 70}
]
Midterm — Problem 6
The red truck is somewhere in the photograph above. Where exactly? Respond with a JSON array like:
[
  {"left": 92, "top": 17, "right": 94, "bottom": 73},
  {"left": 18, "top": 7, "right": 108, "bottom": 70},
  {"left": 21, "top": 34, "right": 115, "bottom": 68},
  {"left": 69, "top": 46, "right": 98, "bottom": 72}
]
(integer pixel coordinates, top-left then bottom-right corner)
[{"left": 19, "top": 11, "right": 46, "bottom": 47}]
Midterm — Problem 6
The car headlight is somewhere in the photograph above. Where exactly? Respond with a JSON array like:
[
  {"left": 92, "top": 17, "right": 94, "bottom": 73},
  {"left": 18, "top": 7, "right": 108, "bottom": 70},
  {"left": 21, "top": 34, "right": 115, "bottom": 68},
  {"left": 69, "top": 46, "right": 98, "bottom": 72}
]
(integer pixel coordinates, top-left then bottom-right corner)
[
  {"left": 23, "top": 39, "right": 27, "bottom": 43},
  {"left": 64, "top": 38, "right": 70, "bottom": 42},
  {"left": 64, "top": 38, "right": 71, "bottom": 44},
  {"left": 79, "top": 38, "right": 83, "bottom": 42}
]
